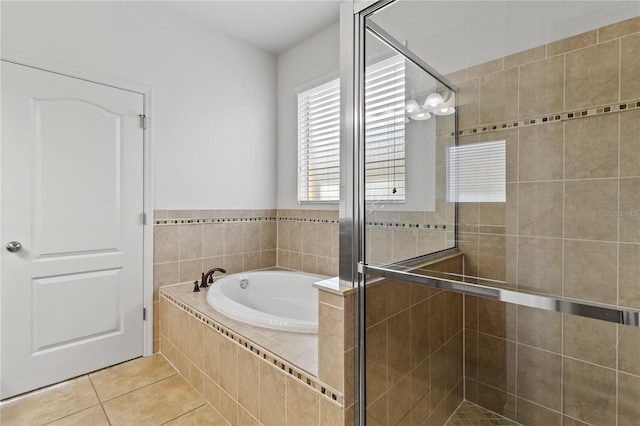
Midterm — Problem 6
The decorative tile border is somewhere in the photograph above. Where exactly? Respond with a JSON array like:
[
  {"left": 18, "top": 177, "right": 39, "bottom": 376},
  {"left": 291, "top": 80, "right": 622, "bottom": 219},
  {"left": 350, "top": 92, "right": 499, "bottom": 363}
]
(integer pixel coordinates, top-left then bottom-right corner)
[
  {"left": 278, "top": 216, "right": 339, "bottom": 224},
  {"left": 440, "top": 98, "right": 640, "bottom": 138},
  {"left": 160, "top": 290, "right": 344, "bottom": 407},
  {"left": 154, "top": 216, "right": 278, "bottom": 225},
  {"left": 366, "top": 221, "right": 448, "bottom": 230},
  {"left": 155, "top": 214, "right": 449, "bottom": 230},
  {"left": 154, "top": 216, "right": 339, "bottom": 225}
]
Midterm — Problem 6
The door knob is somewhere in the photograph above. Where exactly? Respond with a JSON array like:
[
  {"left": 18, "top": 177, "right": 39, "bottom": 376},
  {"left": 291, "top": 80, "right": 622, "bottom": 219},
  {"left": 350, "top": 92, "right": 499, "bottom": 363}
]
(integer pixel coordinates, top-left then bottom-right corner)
[{"left": 6, "top": 241, "right": 23, "bottom": 253}]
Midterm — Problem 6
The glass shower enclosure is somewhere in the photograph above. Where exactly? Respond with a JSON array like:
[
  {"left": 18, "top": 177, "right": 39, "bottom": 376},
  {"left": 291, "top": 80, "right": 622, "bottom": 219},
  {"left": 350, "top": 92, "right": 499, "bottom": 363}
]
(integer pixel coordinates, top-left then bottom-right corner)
[{"left": 345, "top": 1, "right": 640, "bottom": 425}]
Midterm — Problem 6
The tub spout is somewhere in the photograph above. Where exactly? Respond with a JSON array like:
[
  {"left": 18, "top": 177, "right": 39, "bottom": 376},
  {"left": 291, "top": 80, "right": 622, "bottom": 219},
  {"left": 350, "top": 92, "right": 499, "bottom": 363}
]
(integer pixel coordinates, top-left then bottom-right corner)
[{"left": 201, "top": 267, "right": 226, "bottom": 288}]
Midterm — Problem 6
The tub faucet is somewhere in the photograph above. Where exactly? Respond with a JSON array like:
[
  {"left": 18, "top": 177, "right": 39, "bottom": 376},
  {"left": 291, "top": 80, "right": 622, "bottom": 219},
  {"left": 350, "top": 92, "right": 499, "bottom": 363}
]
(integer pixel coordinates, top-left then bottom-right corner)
[{"left": 201, "top": 267, "right": 226, "bottom": 288}]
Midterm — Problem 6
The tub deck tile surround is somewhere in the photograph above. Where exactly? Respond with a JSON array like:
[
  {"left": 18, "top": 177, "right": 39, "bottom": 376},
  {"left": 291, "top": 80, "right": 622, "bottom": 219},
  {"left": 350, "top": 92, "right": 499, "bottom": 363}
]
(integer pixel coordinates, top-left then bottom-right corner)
[
  {"left": 160, "top": 279, "right": 351, "bottom": 425},
  {"left": 160, "top": 281, "right": 320, "bottom": 378}
]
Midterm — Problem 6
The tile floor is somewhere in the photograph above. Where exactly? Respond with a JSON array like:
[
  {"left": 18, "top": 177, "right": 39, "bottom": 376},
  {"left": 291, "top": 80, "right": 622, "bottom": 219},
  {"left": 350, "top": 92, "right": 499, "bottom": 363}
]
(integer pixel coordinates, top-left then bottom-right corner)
[
  {"left": 445, "top": 401, "right": 521, "bottom": 426},
  {"left": 1, "top": 354, "right": 521, "bottom": 426},
  {"left": 0, "top": 354, "right": 226, "bottom": 426}
]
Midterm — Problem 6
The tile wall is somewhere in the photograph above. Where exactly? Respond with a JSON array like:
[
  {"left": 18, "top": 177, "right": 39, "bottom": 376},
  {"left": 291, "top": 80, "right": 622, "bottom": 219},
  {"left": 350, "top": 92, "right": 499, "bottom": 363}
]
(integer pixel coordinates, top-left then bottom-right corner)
[
  {"left": 448, "top": 16, "right": 640, "bottom": 425},
  {"left": 276, "top": 209, "right": 340, "bottom": 276},
  {"left": 153, "top": 209, "right": 278, "bottom": 353},
  {"left": 365, "top": 254, "right": 465, "bottom": 425},
  {"left": 153, "top": 208, "right": 340, "bottom": 353},
  {"left": 365, "top": 211, "right": 455, "bottom": 265},
  {"left": 159, "top": 291, "right": 351, "bottom": 425},
  {"left": 318, "top": 289, "right": 356, "bottom": 419}
]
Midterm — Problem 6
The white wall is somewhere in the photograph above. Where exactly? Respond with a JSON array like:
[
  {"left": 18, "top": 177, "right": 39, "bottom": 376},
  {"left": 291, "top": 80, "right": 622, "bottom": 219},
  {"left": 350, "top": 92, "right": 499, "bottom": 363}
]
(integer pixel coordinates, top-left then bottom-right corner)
[
  {"left": 276, "top": 22, "right": 340, "bottom": 210},
  {"left": 1, "top": 1, "right": 277, "bottom": 210}
]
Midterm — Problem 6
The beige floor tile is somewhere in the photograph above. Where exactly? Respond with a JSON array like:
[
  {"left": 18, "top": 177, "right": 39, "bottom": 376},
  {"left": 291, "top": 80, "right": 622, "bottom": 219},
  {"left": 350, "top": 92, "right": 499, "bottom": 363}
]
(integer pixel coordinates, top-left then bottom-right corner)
[
  {"left": 102, "top": 375, "right": 204, "bottom": 425},
  {"left": 89, "top": 354, "right": 176, "bottom": 402},
  {"left": 0, "top": 376, "right": 99, "bottom": 426},
  {"left": 164, "top": 405, "right": 228, "bottom": 425},
  {"left": 45, "top": 405, "right": 110, "bottom": 426}
]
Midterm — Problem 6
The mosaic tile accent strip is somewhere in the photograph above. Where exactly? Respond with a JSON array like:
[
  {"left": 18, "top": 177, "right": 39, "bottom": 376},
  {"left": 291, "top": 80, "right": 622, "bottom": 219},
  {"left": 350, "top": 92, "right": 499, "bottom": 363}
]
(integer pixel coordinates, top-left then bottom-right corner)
[
  {"left": 277, "top": 216, "right": 339, "bottom": 224},
  {"left": 159, "top": 290, "right": 344, "bottom": 407},
  {"left": 154, "top": 216, "right": 339, "bottom": 225},
  {"left": 445, "top": 401, "right": 521, "bottom": 426},
  {"left": 366, "top": 220, "right": 448, "bottom": 230},
  {"left": 154, "top": 216, "right": 278, "bottom": 225},
  {"left": 439, "top": 98, "right": 640, "bottom": 138},
  {"left": 155, "top": 214, "right": 449, "bottom": 230}
]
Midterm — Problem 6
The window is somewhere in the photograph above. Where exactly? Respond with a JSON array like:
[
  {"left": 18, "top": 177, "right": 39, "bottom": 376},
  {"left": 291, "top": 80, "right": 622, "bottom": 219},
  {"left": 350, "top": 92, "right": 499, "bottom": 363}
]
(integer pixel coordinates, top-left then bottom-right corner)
[
  {"left": 364, "top": 55, "right": 406, "bottom": 201},
  {"left": 297, "top": 79, "right": 341, "bottom": 202},
  {"left": 447, "top": 140, "right": 506, "bottom": 202},
  {"left": 297, "top": 56, "right": 406, "bottom": 202}
]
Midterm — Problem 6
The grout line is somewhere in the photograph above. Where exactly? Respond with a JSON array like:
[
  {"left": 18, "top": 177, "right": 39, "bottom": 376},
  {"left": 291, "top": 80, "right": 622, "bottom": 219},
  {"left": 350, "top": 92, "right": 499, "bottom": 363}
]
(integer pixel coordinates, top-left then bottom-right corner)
[
  {"left": 88, "top": 374, "right": 113, "bottom": 426},
  {"left": 39, "top": 403, "right": 111, "bottom": 426},
  {"left": 96, "top": 369, "right": 178, "bottom": 404},
  {"left": 615, "top": 105, "right": 623, "bottom": 426},
  {"left": 562, "top": 51, "right": 566, "bottom": 117},
  {"left": 616, "top": 113, "right": 622, "bottom": 310},
  {"left": 514, "top": 304, "right": 519, "bottom": 419},
  {"left": 561, "top": 119, "right": 566, "bottom": 303},
  {"left": 158, "top": 403, "right": 206, "bottom": 426}
]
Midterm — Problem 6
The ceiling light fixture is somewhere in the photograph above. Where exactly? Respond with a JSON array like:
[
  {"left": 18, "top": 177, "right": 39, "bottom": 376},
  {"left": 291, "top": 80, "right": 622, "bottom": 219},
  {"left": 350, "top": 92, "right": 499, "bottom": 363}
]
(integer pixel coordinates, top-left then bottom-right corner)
[
  {"left": 406, "top": 89, "right": 455, "bottom": 121},
  {"left": 424, "top": 92, "right": 444, "bottom": 108},
  {"left": 405, "top": 99, "right": 420, "bottom": 113},
  {"left": 410, "top": 112, "right": 431, "bottom": 120}
]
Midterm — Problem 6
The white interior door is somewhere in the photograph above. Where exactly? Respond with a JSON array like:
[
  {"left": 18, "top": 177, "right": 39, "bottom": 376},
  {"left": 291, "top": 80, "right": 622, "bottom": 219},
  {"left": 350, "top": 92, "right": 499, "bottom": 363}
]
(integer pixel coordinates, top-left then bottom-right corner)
[{"left": 1, "top": 61, "right": 145, "bottom": 399}]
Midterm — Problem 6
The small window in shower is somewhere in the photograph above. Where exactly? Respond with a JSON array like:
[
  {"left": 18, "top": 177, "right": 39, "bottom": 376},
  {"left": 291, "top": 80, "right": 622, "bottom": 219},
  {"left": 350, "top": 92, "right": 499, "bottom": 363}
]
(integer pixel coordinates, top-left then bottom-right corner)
[{"left": 447, "top": 140, "right": 506, "bottom": 203}]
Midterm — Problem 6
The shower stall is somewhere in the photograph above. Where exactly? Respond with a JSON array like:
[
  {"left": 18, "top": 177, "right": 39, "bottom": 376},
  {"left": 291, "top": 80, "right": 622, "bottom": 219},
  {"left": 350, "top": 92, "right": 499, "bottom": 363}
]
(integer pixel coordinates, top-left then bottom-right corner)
[{"left": 341, "top": 1, "right": 640, "bottom": 424}]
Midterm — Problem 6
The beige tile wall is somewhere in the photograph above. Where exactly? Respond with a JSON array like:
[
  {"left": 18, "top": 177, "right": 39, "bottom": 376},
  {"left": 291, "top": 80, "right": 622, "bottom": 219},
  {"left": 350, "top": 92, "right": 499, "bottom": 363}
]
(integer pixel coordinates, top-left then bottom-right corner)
[
  {"left": 276, "top": 209, "right": 339, "bottom": 276},
  {"left": 365, "top": 254, "right": 465, "bottom": 425},
  {"left": 153, "top": 208, "right": 341, "bottom": 353},
  {"left": 318, "top": 288, "right": 356, "bottom": 421},
  {"left": 154, "top": 210, "right": 344, "bottom": 423},
  {"left": 452, "top": 16, "right": 640, "bottom": 425},
  {"left": 465, "top": 297, "right": 640, "bottom": 425},
  {"left": 366, "top": 211, "right": 455, "bottom": 265},
  {"left": 153, "top": 209, "right": 279, "bottom": 352}
]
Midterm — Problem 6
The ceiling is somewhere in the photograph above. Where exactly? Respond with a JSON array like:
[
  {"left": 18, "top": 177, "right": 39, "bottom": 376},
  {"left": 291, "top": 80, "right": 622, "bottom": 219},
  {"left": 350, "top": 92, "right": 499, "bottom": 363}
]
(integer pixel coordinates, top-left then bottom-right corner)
[
  {"left": 161, "top": 0, "right": 342, "bottom": 56},
  {"left": 160, "top": 0, "right": 638, "bottom": 61},
  {"left": 369, "top": 0, "right": 640, "bottom": 75}
]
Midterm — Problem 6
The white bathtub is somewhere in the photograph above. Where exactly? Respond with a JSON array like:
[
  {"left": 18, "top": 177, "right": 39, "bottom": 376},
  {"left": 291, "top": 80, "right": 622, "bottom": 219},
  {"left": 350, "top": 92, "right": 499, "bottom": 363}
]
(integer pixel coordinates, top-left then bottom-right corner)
[{"left": 207, "top": 271, "right": 328, "bottom": 333}]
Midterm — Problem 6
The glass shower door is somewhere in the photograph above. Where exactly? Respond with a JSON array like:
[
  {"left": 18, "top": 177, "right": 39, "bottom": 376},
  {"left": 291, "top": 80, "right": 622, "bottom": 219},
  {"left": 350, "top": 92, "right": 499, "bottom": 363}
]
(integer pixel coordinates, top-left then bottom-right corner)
[
  {"left": 355, "top": 1, "right": 640, "bottom": 425},
  {"left": 361, "top": 18, "right": 465, "bottom": 426}
]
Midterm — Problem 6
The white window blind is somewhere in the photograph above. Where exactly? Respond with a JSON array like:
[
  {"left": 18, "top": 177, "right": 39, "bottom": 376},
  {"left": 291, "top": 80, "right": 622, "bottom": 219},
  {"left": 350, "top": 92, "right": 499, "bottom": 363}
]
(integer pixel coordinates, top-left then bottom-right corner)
[
  {"left": 364, "top": 55, "right": 406, "bottom": 201},
  {"left": 447, "top": 140, "right": 506, "bottom": 203},
  {"left": 297, "top": 55, "right": 406, "bottom": 202},
  {"left": 297, "top": 79, "right": 341, "bottom": 202}
]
